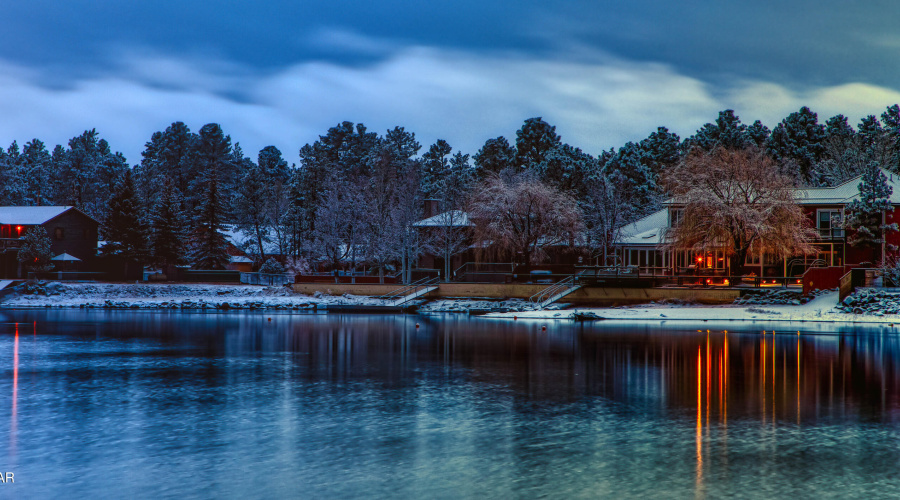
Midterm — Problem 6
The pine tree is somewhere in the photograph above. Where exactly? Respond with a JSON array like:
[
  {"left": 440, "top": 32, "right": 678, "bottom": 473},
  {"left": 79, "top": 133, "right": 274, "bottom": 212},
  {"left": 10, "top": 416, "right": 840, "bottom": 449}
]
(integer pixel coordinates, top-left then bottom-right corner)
[
  {"left": 135, "top": 121, "right": 199, "bottom": 212},
  {"left": 54, "top": 129, "right": 128, "bottom": 219},
  {"left": 882, "top": 104, "right": 900, "bottom": 172},
  {"left": 150, "top": 179, "right": 187, "bottom": 267},
  {"left": 18, "top": 227, "right": 54, "bottom": 274},
  {"left": 21, "top": 139, "right": 52, "bottom": 206},
  {"left": 101, "top": 170, "right": 149, "bottom": 262},
  {"left": 232, "top": 161, "right": 270, "bottom": 262},
  {"left": 192, "top": 174, "right": 230, "bottom": 270},
  {"left": 639, "top": 126, "right": 681, "bottom": 175},
  {"left": 747, "top": 120, "right": 770, "bottom": 148},
  {"left": 843, "top": 163, "right": 897, "bottom": 260},
  {"left": 767, "top": 106, "right": 826, "bottom": 182},
  {"left": 515, "top": 117, "right": 562, "bottom": 169},
  {"left": 420, "top": 139, "right": 452, "bottom": 198},
  {"left": 601, "top": 142, "right": 660, "bottom": 216},
  {"left": 686, "top": 110, "right": 749, "bottom": 151},
  {"left": 473, "top": 136, "right": 516, "bottom": 177}
]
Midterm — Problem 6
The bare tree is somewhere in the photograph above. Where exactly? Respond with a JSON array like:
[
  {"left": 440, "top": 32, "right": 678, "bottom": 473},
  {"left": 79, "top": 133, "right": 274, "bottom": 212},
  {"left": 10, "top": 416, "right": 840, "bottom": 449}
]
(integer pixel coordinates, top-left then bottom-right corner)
[
  {"left": 582, "top": 171, "right": 637, "bottom": 266},
  {"left": 467, "top": 173, "right": 581, "bottom": 265},
  {"left": 426, "top": 210, "right": 471, "bottom": 280},
  {"left": 312, "top": 176, "right": 368, "bottom": 281},
  {"left": 663, "top": 147, "right": 815, "bottom": 275}
]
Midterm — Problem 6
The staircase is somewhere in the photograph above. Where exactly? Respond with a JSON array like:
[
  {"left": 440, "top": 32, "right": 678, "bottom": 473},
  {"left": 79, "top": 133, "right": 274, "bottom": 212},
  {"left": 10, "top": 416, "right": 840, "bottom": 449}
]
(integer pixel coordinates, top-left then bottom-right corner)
[
  {"left": 529, "top": 275, "right": 582, "bottom": 309},
  {"left": 377, "top": 277, "right": 440, "bottom": 307}
]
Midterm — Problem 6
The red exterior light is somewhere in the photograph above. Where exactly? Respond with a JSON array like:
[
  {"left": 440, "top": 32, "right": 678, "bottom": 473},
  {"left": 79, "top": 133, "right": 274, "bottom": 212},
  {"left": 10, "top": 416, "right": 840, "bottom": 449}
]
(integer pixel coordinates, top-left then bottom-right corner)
[{"left": 16, "top": 226, "right": 22, "bottom": 235}]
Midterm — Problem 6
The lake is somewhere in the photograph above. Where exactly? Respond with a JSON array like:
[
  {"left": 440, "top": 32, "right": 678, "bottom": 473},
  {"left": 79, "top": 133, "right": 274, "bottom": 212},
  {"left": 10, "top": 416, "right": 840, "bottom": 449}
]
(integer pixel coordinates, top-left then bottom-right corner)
[{"left": 2, "top": 310, "right": 900, "bottom": 499}]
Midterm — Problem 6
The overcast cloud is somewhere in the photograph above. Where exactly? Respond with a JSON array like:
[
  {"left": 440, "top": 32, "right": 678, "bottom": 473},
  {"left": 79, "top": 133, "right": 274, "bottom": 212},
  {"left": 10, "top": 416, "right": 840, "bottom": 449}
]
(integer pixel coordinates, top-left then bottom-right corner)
[{"left": 2, "top": 2, "right": 900, "bottom": 163}]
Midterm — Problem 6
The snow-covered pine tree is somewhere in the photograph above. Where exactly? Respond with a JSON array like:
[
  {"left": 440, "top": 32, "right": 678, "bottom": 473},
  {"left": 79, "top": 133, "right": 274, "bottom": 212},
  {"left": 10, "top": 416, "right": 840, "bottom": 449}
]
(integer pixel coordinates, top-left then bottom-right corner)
[
  {"left": 843, "top": 162, "right": 898, "bottom": 259},
  {"left": 192, "top": 173, "right": 231, "bottom": 270},
  {"left": 420, "top": 139, "right": 452, "bottom": 198},
  {"left": 18, "top": 227, "right": 54, "bottom": 274},
  {"left": 0, "top": 141, "right": 25, "bottom": 205},
  {"left": 515, "top": 117, "right": 561, "bottom": 170},
  {"left": 232, "top": 160, "right": 270, "bottom": 262},
  {"left": 101, "top": 170, "right": 149, "bottom": 264},
  {"left": 473, "top": 136, "right": 516, "bottom": 178},
  {"left": 150, "top": 179, "right": 187, "bottom": 267},
  {"left": 21, "top": 139, "right": 53, "bottom": 206}
]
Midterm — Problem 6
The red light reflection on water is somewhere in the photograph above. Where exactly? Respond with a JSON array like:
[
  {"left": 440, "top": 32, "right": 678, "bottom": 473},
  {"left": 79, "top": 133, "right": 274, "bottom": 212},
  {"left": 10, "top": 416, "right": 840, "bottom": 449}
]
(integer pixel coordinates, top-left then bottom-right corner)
[{"left": 10, "top": 322, "right": 19, "bottom": 457}]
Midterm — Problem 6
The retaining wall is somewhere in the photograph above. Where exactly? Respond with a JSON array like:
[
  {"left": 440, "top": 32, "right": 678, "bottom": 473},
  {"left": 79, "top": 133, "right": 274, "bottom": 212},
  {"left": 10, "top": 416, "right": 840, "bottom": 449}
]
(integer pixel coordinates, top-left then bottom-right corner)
[{"left": 292, "top": 283, "right": 739, "bottom": 305}]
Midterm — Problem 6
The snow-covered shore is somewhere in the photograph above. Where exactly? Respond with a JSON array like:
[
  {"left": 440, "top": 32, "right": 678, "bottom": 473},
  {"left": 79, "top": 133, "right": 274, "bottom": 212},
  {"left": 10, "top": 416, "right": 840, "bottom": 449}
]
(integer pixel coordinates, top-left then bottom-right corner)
[
  {"left": 484, "top": 290, "right": 900, "bottom": 324},
  {"left": 3, "top": 282, "right": 898, "bottom": 325},
  {"left": 0, "top": 282, "right": 383, "bottom": 310}
]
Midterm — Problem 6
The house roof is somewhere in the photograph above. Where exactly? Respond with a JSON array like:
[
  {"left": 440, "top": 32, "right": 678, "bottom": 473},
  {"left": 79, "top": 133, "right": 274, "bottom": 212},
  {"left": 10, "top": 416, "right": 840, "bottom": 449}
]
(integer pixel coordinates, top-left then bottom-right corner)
[
  {"left": 616, "top": 168, "right": 900, "bottom": 247},
  {"left": 413, "top": 210, "right": 472, "bottom": 228},
  {"left": 0, "top": 206, "right": 86, "bottom": 225},
  {"left": 617, "top": 209, "right": 669, "bottom": 246},
  {"left": 795, "top": 168, "right": 900, "bottom": 204},
  {"left": 222, "top": 225, "right": 282, "bottom": 255}
]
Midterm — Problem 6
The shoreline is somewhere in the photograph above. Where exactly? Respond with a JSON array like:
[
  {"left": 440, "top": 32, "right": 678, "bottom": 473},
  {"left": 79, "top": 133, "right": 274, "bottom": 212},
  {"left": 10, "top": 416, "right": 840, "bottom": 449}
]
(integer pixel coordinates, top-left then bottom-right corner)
[{"left": 2, "top": 282, "right": 899, "bottom": 325}]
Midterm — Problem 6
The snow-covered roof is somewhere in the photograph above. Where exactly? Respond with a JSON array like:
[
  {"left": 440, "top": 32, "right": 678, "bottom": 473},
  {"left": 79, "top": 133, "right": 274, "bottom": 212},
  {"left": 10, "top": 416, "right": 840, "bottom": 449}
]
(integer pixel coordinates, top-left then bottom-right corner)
[
  {"left": 617, "top": 208, "right": 669, "bottom": 246},
  {"left": 795, "top": 168, "right": 900, "bottom": 204},
  {"left": 221, "top": 225, "right": 282, "bottom": 255},
  {"left": 0, "top": 206, "right": 79, "bottom": 225},
  {"left": 229, "top": 256, "right": 253, "bottom": 263},
  {"left": 616, "top": 169, "right": 900, "bottom": 248},
  {"left": 413, "top": 210, "right": 472, "bottom": 228}
]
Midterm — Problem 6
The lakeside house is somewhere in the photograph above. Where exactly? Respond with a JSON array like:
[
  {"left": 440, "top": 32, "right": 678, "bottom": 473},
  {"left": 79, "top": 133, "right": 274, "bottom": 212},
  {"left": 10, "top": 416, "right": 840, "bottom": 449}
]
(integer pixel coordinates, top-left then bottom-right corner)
[
  {"left": 0, "top": 206, "right": 99, "bottom": 278},
  {"left": 614, "top": 169, "right": 900, "bottom": 279}
]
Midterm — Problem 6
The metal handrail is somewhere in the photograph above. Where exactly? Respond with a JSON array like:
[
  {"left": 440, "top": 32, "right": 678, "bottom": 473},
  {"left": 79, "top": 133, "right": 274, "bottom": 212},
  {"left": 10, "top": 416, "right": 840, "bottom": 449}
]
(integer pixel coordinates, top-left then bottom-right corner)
[
  {"left": 452, "top": 262, "right": 515, "bottom": 280},
  {"left": 529, "top": 275, "right": 577, "bottom": 305}
]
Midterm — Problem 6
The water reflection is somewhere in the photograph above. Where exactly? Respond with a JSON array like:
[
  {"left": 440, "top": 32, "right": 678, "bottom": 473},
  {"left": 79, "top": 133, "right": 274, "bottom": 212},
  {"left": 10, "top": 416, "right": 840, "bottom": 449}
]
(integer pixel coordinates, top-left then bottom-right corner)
[{"left": 1, "top": 311, "right": 900, "bottom": 497}]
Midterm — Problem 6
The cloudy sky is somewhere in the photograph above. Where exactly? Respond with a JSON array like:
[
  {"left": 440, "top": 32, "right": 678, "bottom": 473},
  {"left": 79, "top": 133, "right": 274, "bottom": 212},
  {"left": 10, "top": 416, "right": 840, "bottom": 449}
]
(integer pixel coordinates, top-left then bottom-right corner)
[{"left": 2, "top": 1, "right": 900, "bottom": 164}]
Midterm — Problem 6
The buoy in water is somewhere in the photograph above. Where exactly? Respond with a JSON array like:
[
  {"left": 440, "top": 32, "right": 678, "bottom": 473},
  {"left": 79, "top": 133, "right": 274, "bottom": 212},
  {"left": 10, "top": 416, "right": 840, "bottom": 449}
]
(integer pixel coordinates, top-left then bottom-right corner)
[
  {"left": 416, "top": 323, "right": 420, "bottom": 328},
  {"left": 542, "top": 326, "right": 546, "bottom": 331},
  {"left": 268, "top": 317, "right": 272, "bottom": 322}
]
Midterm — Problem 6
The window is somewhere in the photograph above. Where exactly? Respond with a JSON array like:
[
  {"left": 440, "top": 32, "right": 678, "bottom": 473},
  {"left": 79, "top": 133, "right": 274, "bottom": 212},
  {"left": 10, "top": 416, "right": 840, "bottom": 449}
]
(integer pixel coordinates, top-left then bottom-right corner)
[
  {"left": 54, "top": 227, "right": 64, "bottom": 240},
  {"left": 817, "top": 210, "right": 843, "bottom": 238},
  {"left": 670, "top": 209, "right": 684, "bottom": 227}
]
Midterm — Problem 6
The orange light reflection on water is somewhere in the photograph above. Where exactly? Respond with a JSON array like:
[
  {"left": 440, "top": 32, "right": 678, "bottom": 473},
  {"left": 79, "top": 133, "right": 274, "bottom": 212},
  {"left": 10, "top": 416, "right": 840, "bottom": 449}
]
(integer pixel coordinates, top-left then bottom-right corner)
[{"left": 696, "top": 345, "right": 703, "bottom": 495}]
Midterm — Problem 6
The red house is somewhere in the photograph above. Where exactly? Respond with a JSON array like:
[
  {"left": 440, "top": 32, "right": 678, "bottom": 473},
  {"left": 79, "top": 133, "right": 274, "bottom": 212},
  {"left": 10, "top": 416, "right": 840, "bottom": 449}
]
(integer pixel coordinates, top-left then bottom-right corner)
[
  {"left": 0, "top": 206, "right": 99, "bottom": 278},
  {"left": 614, "top": 169, "right": 900, "bottom": 279}
]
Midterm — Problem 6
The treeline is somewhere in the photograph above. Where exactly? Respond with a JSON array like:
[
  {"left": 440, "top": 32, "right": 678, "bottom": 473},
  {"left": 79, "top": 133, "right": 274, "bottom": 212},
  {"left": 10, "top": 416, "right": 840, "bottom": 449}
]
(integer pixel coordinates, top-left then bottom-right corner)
[{"left": 1, "top": 105, "right": 900, "bottom": 271}]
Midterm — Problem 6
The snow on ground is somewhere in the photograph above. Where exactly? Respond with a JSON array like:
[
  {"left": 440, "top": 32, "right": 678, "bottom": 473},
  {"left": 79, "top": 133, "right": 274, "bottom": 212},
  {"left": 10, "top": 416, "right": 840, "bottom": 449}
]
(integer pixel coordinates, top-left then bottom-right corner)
[
  {"left": 3, "top": 282, "right": 900, "bottom": 325},
  {"left": 0, "top": 282, "right": 385, "bottom": 310},
  {"left": 484, "top": 290, "right": 900, "bottom": 324}
]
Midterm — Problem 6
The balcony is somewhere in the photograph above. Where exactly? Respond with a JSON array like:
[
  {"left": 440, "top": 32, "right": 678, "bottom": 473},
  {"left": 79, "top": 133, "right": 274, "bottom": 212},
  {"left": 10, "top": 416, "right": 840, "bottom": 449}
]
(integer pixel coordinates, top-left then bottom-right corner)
[{"left": 0, "top": 238, "right": 22, "bottom": 251}]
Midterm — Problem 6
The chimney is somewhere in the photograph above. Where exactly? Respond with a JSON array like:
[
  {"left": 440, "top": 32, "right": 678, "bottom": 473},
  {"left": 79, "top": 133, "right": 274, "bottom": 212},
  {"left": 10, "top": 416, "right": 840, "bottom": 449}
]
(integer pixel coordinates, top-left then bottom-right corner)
[{"left": 423, "top": 199, "right": 440, "bottom": 218}]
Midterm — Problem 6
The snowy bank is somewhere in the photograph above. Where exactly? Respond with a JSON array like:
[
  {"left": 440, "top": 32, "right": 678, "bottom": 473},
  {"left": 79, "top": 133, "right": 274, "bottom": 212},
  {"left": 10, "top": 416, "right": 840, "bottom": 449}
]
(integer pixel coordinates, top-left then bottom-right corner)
[
  {"left": 484, "top": 291, "right": 900, "bottom": 325},
  {"left": 0, "top": 282, "right": 385, "bottom": 310}
]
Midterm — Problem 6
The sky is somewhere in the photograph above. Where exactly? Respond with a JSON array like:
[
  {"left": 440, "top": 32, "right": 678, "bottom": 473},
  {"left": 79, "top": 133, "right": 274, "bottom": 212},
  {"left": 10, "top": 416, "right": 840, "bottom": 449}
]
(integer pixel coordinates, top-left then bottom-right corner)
[{"left": 3, "top": 1, "right": 900, "bottom": 164}]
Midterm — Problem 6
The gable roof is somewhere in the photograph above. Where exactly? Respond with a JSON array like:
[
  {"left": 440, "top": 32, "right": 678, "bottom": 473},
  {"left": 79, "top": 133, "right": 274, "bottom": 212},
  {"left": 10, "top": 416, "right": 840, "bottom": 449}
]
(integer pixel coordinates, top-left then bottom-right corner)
[
  {"left": 0, "top": 206, "right": 95, "bottom": 225},
  {"left": 796, "top": 168, "right": 900, "bottom": 204},
  {"left": 617, "top": 208, "right": 669, "bottom": 246},
  {"left": 413, "top": 210, "right": 472, "bottom": 228}
]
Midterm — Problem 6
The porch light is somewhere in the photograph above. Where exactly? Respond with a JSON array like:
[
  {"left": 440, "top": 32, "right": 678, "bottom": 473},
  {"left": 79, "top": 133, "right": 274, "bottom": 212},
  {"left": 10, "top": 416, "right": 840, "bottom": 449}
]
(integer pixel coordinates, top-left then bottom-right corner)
[{"left": 16, "top": 226, "right": 21, "bottom": 235}]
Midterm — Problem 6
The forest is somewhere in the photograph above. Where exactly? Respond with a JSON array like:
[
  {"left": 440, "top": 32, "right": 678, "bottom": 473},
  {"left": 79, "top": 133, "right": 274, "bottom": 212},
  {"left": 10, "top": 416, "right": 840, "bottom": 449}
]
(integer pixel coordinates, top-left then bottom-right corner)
[{"left": 1, "top": 104, "right": 899, "bottom": 275}]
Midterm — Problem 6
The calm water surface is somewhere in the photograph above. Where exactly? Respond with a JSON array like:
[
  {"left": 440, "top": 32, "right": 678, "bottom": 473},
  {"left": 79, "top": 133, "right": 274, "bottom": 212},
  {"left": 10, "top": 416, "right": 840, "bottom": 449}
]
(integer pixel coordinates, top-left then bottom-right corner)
[{"left": 2, "top": 311, "right": 900, "bottom": 499}]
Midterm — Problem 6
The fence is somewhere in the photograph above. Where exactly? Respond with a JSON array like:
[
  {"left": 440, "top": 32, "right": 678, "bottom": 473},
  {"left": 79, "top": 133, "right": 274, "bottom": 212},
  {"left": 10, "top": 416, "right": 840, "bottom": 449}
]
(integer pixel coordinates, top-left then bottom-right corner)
[
  {"left": 295, "top": 273, "right": 399, "bottom": 284},
  {"left": 240, "top": 272, "right": 294, "bottom": 286},
  {"left": 839, "top": 268, "right": 878, "bottom": 301},
  {"left": 179, "top": 270, "right": 241, "bottom": 283},
  {"left": 27, "top": 271, "right": 108, "bottom": 281}
]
